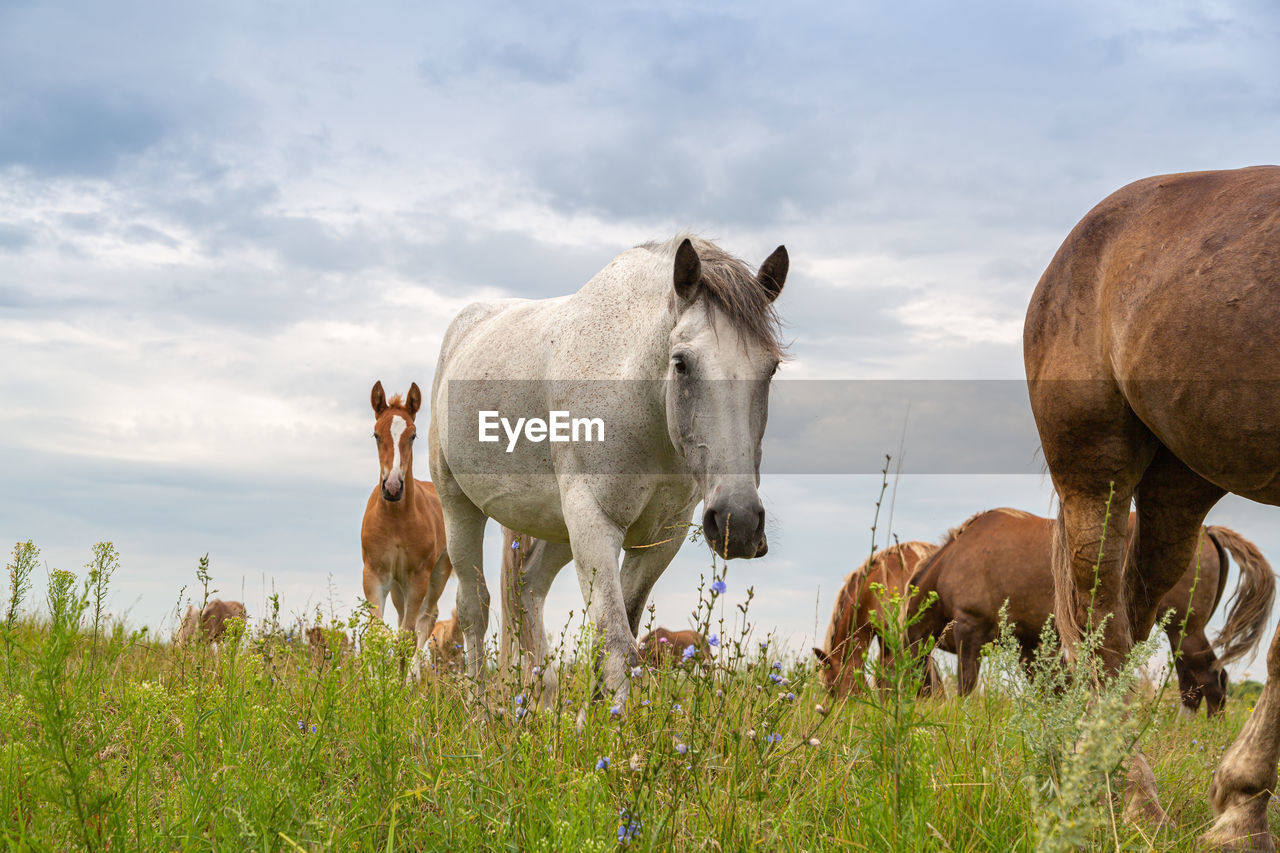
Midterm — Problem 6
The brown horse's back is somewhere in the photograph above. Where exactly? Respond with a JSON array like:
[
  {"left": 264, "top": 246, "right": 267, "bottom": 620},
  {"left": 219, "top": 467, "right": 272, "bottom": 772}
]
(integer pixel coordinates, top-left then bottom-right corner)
[{"left": 638, "top": 627, "right": 710, "bottom": 667}]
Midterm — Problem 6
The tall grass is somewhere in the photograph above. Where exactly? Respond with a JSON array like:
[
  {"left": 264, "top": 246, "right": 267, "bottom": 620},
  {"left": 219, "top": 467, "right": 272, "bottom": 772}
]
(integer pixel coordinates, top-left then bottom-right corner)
[{"left": 0, "top": 538, "right": 1269, "bottom": 851}]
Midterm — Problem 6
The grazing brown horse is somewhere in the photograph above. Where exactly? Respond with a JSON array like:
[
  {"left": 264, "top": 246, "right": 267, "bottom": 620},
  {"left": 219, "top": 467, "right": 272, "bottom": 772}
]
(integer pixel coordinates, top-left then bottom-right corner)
[
  {"left": 812, "top": 541, "right": 940, "bottom": 696},
  {"left": 428, "top": 608, "right": 464, "bottom": 672},
  {"left": 637, "top": 627, "right": 712, "bottom": 667},
  {"left": 362, "top": 381, "right": 453, "bottom": 669},
  {"left": 306, "top": 626, "right": 351, "bottom": 665},
  {"left": 175, "top": 599, "right": 246, "bottom": 645},
  {"left": 1024, "top": 166, "right": 1280, "bottom": 843},
  {"left": 905, "top": 508, "right": 1274, "bottom": 713}
]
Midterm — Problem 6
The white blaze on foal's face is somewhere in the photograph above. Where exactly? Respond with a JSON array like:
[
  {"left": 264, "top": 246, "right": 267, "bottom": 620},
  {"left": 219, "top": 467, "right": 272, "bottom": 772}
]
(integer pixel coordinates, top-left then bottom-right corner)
[{"left": 379, "top": 414, "right": 414, "bottom": 501}]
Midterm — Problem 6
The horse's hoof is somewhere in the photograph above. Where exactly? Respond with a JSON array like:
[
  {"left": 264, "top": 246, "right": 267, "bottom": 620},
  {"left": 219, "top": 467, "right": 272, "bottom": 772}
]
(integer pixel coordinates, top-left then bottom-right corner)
[
  {"left": 1122, "top": 753, "right": 1168, "bottom": 828},
  {"left": 1201, "top": 819, "right": 1276, "bottom": 852}
]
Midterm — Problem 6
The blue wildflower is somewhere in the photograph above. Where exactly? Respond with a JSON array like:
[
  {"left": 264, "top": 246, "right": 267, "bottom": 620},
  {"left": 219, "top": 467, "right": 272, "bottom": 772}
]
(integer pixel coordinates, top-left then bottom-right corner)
[
  {"left": 769, "top": 673, "right": 782, "bottom": 684},
  {"left": 515, "top": 693, "right": 525, "bottom": 706},
  {"left": 617, "top": 809, "right": 642, "bottom": 845},
  {"left": 641, "top": 699, "right": 650, "bottom": 706},
  {"left": 672, "top": 703, "right": 682, "bottom": 712},
  {"left": 783, "top": 692, "right": 796, "bottom": 702},
  {"left": 769, "top": 733, "right": 783, "bottom": 744},
  {"left": 631, "top": 665, "right": 642, "bottom": 678},
  {"left": 676, "top": 743, "right": 688, "bottom": 755},
  {"left": 512, "top": 539, "right": 520, "bottom": 550},
  {"left": 711, "top": 579, "right": 727, "bottom": 595},
  {"left": 708, "top": 634, "right": 719, "bottom": 647},
  {"left": 682, "top": 644, "right": 696, "bottom": 661},
  {"left": 297, "top": 720, "right": 305, "bottom": 731},
  {"left": 309, "top": 724, "right": 317, "bottom": 734},
  {"left": 772, "top": 661, "right": 783, "bottom": 670},
  {"left": 596, "top": 756, "right": 610, "bottom": 770},
  {"left": 610, "top": 704, "right": 622, "bottom": 717}
]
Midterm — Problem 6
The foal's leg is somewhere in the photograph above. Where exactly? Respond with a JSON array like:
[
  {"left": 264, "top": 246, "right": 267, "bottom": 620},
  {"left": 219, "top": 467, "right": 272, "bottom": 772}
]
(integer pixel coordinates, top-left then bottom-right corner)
[
  {"left": 1205, "top": 623, "right": 1280, "bottom": 851},
  {"left": 561, "top": 486, "right": 633, "bottom": 707},
  {"left": 361, "top": 565, "right": 391, "bottom": 627},
  {"left": 415, "top": 550, "right": 452, "bottom": 652}
]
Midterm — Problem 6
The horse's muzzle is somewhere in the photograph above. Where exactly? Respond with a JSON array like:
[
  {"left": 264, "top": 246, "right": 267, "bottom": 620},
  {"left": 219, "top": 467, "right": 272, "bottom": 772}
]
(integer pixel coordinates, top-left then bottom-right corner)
[
  {"left": 702, "top": 497, "right": 767, "bottom": 560},
  {"left": 381, "top": 475, "right": 404, "bottom": 502}
]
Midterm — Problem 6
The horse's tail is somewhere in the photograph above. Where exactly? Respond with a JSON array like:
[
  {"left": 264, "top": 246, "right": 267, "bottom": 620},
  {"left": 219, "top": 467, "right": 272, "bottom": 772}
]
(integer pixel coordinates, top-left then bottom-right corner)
[
  {"left": 1206, "top": 525, "right": 1277, "bottom": 667},
  {"left": 1050, "top": 505, "right": 1086, "bottom": 651},
  {"left": 498, "top": 527, "right": 523, "bottom": 675}
]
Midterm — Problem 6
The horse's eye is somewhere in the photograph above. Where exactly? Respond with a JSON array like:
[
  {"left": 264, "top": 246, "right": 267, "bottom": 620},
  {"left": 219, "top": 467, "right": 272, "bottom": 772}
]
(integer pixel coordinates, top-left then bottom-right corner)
[
  {"left": 769, "top": 363, "right": 779, "bottom": 377},
  {"left": 673, "top": 357, "right": 688, "bottom": 375},
  {"left": 373, "top": 434, "right": 380, "bottom": 442},
  {"left": 410, "top": 434, "right": 417, "bottom": 442}
]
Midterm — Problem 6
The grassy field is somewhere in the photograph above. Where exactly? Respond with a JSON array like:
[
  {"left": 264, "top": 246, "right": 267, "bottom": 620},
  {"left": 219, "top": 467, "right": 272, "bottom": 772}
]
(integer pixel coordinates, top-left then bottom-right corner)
[{"left": 0, "top": 538, "right": 1273, "bottom": 852}]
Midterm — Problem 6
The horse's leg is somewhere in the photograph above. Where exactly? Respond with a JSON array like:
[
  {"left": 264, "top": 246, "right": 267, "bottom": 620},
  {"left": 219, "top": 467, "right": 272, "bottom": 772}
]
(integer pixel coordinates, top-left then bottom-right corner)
[
  {"left": 1205, "top": 623, "right": 1280, "bottom": 851},
  {"left": 1128, "top": 447, "right": 1225, "bottom": 643},
  {"left": 439, "top": 494, "right": 490, "bottom": 702},
  {"left": 508, "top": 539, "right": 573, "bottom": 708},
  {"left": 561, "top": 487, "right": 633, "bottom": 708},
  {"left": 620, "top": 528, "right": 688, "bottom": 636},
  {"left": 415, "top": 551, "right": 451, "bottom": 652},
  {"left": 953, "top": 615, "right": 993, "bottom": 697},
  {"left": 361, "top": 565, "right": 390, "bottom": 628}
]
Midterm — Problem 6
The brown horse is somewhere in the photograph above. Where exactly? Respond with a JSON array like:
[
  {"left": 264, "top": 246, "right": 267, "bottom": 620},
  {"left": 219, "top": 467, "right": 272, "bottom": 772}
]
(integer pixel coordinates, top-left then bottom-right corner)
[
  {"left": 637, "top": 627, "right": 712, "bottom": 667},
  {"left": 1024, "top": 166, "right": 1280, "bottom": 843},
  {"left": 428, "top": 608, "right": 464, "bottom": 672},
  {"left": 904, "top": 508, "right": 1273, "bottom": 713},
  {"left": 812, "top": 541, "right": 939, "bottom": 696},
  {"left": 306, "top": 625, "right": 351, "bottom": 665},
  {"left": 362, "top": 381, "right": 453, "bottom": 670},
  {"left": 175, "top": 599, "right": 246, "bottom": 645}
]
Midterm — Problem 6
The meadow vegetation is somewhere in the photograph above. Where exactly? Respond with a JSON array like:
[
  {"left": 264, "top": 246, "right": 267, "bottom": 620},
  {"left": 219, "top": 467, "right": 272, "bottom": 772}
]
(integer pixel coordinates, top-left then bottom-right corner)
[{"left": 0, "top": 535, "right": 1272, "bottom": 851}]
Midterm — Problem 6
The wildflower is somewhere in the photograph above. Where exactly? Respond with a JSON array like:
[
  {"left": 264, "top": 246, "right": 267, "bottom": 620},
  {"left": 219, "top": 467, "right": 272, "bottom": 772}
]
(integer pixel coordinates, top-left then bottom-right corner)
[
  {"left": 641, "top": 699, "right": 650, "bottom": 706},
  {"left": 676, "top": 743, "right": 688, "bottom": 755},
  {"left": 515, "top": 707, "right": 527, "bottom": 720},
  {"left": 759, "top": 640, "right": 768, "bottom": 650},
  {"left": 512, "top": 539, "right": 520, "bottom": 550},
  {"left": 716, "top": 688, "right": 724, "bottom": 698},
  {"left": 808, "top": 737, "right": 821, "bottom": 747},
  {"left": 532, "top": 665, "right": 541, "bottom": 676},
  {"left": 711, "top": 579, "right": 727, "bottom": 595},
  {"left": 658, "top": 636, "right": 669, "bottom": 644},
  {"left": 769, "top": 673, "right": 783, "bottom": 684},
  {"left": 783, "top": 692, "right": 796, "bottom": 702},
  {"left": 617, "top": 809, "right": 642, "bottom": 845},
  {"left": 672, "top": 703, "right": 682, "bottom": 712},
  {"left": 297, "top": 720, "right": 305, "bottom": 731},
  {"left": 708, "top": 634, "right": 719, "bottom": 647},
  {"left": 515, "top": 693, "right": 525, "bottom": 706},
  {"left": 610, "top": 705, "right": 622, "bottom": 717},
  {"left": 596, "top": 756, "right": 610, "bottom": 770},
  {"left": 630, "top": 665, "right": 642, "bottom": 678},
  {"left": 769, "top": 733, "right": 782, "bottom": 745},
  {"left": 309, "top": 723, "right": 317, "bottom": 734},
  {"left": 772, "top": 661, "right": 783, "bottom": 670},
  {"left": 682, "top": 644, "right": 696, "bottom": 662}
]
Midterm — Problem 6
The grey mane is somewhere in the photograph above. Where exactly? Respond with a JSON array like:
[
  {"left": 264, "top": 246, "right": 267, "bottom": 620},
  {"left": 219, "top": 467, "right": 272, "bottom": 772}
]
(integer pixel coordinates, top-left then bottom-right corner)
[{"left": 641, "top": 234, "right": 786, "bottom": 359}]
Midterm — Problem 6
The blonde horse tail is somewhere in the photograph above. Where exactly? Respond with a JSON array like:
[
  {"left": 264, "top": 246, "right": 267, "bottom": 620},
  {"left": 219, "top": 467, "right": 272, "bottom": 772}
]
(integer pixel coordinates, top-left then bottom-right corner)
[
  {"left": 1206, "top": 526, "right": 1277, "bottom": 667},
  {"left": 1051, "top": 505, "right": 1086, "bottom": 652}
]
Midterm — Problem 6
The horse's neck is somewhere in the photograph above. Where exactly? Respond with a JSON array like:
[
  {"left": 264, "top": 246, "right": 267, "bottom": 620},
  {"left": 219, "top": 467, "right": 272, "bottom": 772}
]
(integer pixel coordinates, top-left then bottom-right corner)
[{"left": 577, "top": 252, "right": 678, "bottom": 378}]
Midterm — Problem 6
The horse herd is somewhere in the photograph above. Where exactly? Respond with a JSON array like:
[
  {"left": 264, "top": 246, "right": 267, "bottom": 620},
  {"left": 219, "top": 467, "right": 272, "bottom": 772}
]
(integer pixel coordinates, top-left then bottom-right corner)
[{"left": 175, "top": 166, "right": 1280, "bottom": 848}]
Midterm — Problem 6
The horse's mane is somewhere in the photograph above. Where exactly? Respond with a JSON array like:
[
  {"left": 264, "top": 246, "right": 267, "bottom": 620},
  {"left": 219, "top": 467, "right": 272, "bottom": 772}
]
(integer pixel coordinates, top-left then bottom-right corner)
[
  {"left": 386, "top": 394, "right": 406, "bottom": 409},
  {"left": 642, "top": 234, "right": 786, "bottom": 359},
  {"left": 823, "top": 541, "right": 935, "bottom": 655}
]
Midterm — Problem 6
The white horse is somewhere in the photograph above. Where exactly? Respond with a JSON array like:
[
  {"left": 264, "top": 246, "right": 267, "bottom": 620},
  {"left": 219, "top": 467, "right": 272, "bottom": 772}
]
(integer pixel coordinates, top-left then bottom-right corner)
[{"left": 428, "top": 235, "right": 788, "bottom": 707}]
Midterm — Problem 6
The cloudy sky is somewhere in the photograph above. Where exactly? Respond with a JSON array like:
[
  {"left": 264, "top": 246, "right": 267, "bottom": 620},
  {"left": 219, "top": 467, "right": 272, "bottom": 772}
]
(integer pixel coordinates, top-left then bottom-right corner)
[{"left": 2, "top": 0, "right": 1279, "bottom": 676}]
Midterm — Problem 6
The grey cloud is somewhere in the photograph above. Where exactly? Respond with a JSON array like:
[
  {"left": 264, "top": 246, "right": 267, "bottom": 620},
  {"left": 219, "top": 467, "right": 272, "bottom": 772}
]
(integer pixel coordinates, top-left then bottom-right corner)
[
  {"left": 0, "top": 87, "right": 170, "bottom": 176},
  {"left": 0, "top": 222, "right": 31, "bottom": 252}
]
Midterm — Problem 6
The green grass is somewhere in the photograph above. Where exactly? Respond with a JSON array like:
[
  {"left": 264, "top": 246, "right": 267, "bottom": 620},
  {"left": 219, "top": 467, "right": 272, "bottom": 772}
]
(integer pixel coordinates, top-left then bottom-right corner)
[{"left": 0, "top": 538, "right": 1274, "bottom": 852}]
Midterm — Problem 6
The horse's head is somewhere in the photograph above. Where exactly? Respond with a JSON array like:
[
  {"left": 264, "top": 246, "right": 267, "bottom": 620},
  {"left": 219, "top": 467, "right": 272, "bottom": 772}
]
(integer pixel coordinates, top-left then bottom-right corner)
[
  {"left": 664, "top": 237, "right": 787, "bottom": 559},
  {"left": 370, "top": 380, "right": 422, "bottom": 502}
]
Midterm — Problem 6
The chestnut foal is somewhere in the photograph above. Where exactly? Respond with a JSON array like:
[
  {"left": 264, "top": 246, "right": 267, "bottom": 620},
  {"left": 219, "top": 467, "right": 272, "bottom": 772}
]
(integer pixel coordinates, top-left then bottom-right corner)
[{"left": 362, "top": 381, "right": 453, "bottom": 674}]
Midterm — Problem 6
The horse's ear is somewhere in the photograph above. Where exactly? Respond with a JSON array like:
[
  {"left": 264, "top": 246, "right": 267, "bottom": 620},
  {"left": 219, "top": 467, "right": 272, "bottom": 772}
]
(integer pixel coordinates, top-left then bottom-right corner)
[
  {"left": 673, "top": 238, "right": 702, "bottom": 302},
  {"left": 757, "top": 245, "right": 788, "bottom": 302},
  {"left": 371, "top": 381, "right": 387, "bottom": 416},
  {"left": 406, "top": 382, "right": 422, "bottom": 417},
  {"left": 813, "top": 647, "right": 831, "bottom": 667}
]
